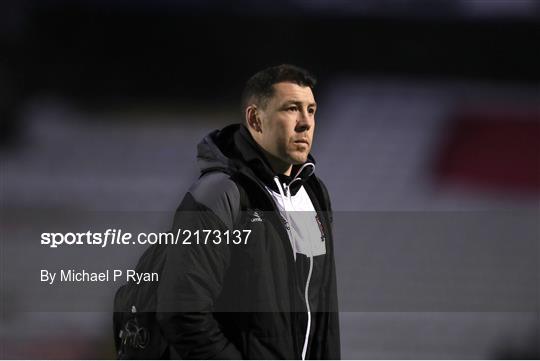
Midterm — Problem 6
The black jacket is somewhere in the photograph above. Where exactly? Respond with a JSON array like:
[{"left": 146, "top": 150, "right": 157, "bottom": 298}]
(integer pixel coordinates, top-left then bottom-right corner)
[{"left": 156, "top": 124, "right": 340, "bottom": 359}]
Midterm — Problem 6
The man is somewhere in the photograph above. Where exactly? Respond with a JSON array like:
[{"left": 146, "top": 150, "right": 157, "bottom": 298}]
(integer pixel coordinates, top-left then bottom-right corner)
[{"left": 156, "top": 64, "right": 340, "bottom": 359}]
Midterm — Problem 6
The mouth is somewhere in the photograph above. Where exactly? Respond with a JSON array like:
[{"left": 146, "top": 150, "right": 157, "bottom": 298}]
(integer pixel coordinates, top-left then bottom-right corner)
[{"left": 294, "top": 139, "right": 310, "bottom": 145}]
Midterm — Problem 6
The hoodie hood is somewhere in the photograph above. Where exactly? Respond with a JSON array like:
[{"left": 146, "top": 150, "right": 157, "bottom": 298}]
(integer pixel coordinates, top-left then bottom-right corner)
[{"left": 197, "top": 123, "right": 316, "bottom": 195}]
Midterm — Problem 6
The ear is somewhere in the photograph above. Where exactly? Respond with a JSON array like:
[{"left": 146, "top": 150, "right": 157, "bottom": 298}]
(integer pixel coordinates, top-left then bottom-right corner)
[{"left": 245, "top": 105, "right": 262, "bottom": 133}]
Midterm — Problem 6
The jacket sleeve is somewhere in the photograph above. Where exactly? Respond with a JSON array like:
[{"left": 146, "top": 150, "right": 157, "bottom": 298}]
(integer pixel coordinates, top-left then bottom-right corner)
[{"left": 156, "top": 173, "right": 243, "bottom": 359}]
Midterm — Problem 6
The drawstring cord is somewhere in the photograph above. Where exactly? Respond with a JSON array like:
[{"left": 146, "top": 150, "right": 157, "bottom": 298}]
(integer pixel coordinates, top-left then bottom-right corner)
[
  {"left": 274, "top": 176, "right": 297, "bottom": 260},
  {"left": 302, "top": 251, "right": 314, "bottom": 360},
  {"left": 273, "top": 162, "right": 315, "bottom": 360},
  {"left": 288, "top": 162, "right": 315, "bottom": 191},
  {"left": 272, "top": 162, "right": 315, "bottom": 261}
]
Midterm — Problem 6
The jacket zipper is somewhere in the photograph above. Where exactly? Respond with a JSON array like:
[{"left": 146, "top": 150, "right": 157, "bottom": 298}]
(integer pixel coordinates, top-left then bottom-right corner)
[
  {"left": 280, "top": 182, "right": 313, "bottom": 361},
  {"left": 270, "top": 210, "right": 304, "bottom": 359},
  {"left": 241, "top": 173, "right": 305, "bottom": 359},
  {"left": 240, "top": 171, "right": 333, "bottom": 360}
]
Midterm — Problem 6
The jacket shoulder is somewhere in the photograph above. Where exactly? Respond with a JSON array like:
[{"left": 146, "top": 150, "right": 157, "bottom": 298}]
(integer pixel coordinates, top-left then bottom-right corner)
[{"left": 187, "top": 171, "right": 241, "bottom": 228}]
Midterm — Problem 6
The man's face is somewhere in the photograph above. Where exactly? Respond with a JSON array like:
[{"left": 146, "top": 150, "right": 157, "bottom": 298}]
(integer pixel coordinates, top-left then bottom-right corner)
[{"left": 257, "top": 82, "right": 317, "bottom": 167}]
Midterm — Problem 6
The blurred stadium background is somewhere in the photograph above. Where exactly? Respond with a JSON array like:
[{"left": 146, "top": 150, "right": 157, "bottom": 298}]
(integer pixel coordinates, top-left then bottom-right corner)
[{"left": 1, "top": 0, "right": 539, "bottom": 359}]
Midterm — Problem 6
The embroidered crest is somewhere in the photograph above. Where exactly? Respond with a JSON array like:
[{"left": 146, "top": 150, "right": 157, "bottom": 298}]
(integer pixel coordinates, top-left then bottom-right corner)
[{"left": 315, "top": 214, "right": 326, "bottom": 242}]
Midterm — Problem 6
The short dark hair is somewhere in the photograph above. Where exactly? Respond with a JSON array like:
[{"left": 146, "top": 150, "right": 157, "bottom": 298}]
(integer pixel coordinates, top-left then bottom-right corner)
[{"left": 241, "top": 64, "right": 317, "bottom": 112}]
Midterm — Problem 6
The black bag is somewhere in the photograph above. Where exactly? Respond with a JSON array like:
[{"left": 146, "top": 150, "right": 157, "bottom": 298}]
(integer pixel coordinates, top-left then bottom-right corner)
[
  {"left": 113, "top": 171, "right": 252, "bottom": 359},
  {"left": 113, "top": 245, "right": 170, "bottom": 359}
]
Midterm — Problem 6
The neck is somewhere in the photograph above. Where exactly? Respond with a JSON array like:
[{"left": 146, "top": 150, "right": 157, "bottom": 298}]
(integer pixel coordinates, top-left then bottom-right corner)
[
  {"left": 262, "top": 149, "right": 292, "bottom": 176},
  {"left": 247, "top": 126, "right": 293, "bottom": 176}
]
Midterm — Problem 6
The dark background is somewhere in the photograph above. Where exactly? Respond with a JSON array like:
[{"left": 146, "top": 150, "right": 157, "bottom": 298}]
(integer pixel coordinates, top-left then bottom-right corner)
[{"left": 2, "top": 0, "right": 539, "bottom": 128}]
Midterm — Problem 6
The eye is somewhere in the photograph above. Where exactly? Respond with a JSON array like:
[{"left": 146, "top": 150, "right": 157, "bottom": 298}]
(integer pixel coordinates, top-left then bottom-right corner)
[
  {"left": 287, "top": 106, "right": 298, "bottom": 112},
  {"left": 308, "top": 108, "right": 316, "bottom": 114}
]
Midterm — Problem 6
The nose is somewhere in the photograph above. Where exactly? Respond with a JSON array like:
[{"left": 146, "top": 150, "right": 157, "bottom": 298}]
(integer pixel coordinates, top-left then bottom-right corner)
[{"left": 295, "top": 108, "right": 313, "bottom": 132}]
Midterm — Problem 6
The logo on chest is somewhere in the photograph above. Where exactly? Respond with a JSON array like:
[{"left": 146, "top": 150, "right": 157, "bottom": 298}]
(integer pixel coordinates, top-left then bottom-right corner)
[{"left": 250, "top": 210, "right": 263, "bottom": 223}]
